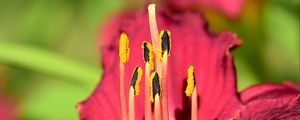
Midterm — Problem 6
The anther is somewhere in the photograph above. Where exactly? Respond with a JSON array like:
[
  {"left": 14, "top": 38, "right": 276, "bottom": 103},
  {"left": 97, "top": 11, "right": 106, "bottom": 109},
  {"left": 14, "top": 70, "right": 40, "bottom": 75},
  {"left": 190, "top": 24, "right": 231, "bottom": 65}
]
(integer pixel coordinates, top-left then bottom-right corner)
[
  {"left": 130, "top": 67, "right": 143, "bottom": 96},
  {"left": 185, "top": 65, "right": 195, "bottom": 96},
  {"left": 119, "top": 32, "right": 130, "bottom": 64},
  {"left": 141, "top": 41, "right": 154, "bottom": 70},
  {"left": 150, "top": 72, "right": 162, "bottom": 120},
  {"left": 159, "top": 30, "right": 171, "bottom": 59},
  {"left": 150, "top": 72, "right": 160, "bottom": 102}
]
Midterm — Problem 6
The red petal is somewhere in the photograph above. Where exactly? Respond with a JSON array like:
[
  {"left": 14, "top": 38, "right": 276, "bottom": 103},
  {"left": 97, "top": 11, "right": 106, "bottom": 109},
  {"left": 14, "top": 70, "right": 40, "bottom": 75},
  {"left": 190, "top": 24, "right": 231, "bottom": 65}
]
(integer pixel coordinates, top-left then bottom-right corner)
[
  {"left": 165, "top": 0, "right": 245, "bottom": 18},
  {"left": 0, "top": 78, "right": 17, "bottom": 120},
  {"left": 240, "top": 82, "right": 300, "bottom": 104},
  {"left": 0, "top": 97, "right": 17, "bottom": 120},
  {"left": 235, "top": 95, "right": 300, "bottom": 119},
  {"left": 78, "top": 10, "right": 242, "bottom": 119}
]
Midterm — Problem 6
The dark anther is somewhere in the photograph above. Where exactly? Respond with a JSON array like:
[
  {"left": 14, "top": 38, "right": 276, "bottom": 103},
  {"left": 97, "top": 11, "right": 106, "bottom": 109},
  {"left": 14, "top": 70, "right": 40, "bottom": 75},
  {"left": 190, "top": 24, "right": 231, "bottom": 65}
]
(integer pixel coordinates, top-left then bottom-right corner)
[
  {"left": 143, "top": 42, "right": 150, "bottom": 62},
  {"left": 161, "top": 30, "right": 170, "bottom": 56},
  {"left": 130, "top": 67, "right": 140, "bottom": 89},
  {"left": 153, "top": 72, "right": 160, "bottom": 97}
]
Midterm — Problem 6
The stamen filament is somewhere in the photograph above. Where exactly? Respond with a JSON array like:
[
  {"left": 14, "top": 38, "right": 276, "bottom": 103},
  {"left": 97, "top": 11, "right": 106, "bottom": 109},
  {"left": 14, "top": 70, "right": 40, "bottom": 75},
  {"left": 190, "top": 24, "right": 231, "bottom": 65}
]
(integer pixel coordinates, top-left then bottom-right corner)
[
  {"left": 155, "top": 94, "right": 162, "bottom": 120},
  {"left": 161, "top": 52, "right": 169, "bottom": 120},
  {"left": 145, "top": 63, "right": 152, "bottom": 120},
  {"left": 129, "top": 87, "right": 135, "bottom": 120},
  {"left": 120, "top": 63, "right": 128, "bottom": 120},
  {"left": 192, "top": 88, "right": 198, "bottom": 120}
]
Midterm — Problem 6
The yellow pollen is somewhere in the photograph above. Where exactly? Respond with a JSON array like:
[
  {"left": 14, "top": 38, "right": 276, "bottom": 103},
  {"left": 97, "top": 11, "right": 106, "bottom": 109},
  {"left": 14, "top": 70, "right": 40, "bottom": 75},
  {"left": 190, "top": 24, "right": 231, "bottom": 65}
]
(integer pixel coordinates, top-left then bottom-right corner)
[
  {"left": 134, "top": 67, "right": 143, "bottom": 96},
  {"left": 149, "top": 72, "right": 159, "bottom": 103},
  {"left": 141, "top": 41, "right": 155, "bottom": 70},
  {"left": 159, "top": 30, "right": 171, "bottom": 61},
  {"left": 185, "top": 65, "right": 195, "bottom": 96},
  {"left": 119, "top": 32, "right": 130, "bottom": 64}
]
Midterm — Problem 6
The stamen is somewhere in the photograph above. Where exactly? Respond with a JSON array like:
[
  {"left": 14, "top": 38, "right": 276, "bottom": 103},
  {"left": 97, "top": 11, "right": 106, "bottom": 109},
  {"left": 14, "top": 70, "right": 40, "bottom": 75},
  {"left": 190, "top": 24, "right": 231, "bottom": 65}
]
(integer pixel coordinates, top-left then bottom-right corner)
[
  {"left": 119, "top": 33, "right": 130, "bottom": 120},
  {"left": 129, "top": 67, "right": 142, "bottom": 120},
  {"left": 150, "top": 72, "right": 161, "bottom": 120},
  {"left": 159, "top": 30, "right": 171, "bottom": 120},
  {"left": 159, "top": 30, "right": 171, "bottom": 60},
  {"left": 185, "top": 65, "right": 198, "bottom": 120},
  {"left": 119, "top": 33, "right": 130, "bottom": 64},
  {"left": 150, "top": 72, "right": 160, "bottom": 102},
  {"left": 130, "top": 67, "right": 143, "bottom": 96},
  {"left": 185, "top": 66, "right": 195, "bottom": 96},
  {"left": 141, "top": 41, "right": 154, "bottom": 120},
  {"left": 152, "top": 72, "right": 160, "bottom": 100},
  {"left": 142, "top": 41, "right": 155, "bottom": 70}
]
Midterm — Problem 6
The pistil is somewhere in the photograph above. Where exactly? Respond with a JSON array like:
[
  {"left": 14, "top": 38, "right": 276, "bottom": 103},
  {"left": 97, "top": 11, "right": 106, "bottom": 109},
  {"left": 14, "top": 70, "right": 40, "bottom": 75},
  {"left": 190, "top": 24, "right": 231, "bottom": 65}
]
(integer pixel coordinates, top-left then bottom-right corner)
[
  {"left": 148, "top": 4, "right": 162, "bottom": 76},
  {"left": 141, "top": 41, "right": 154, "bottom": 120},
  {"left": 185, "top": 66, "right": 198, "bottom": 120},
  {"left": 129, "top": 67, "right": 143, "bottom": 120},
  {"left": 119, "top": 33, "right": 130, "bottom": 120},
  {"left": 148, "top": 4, "right": 170, "bottom": 120}
]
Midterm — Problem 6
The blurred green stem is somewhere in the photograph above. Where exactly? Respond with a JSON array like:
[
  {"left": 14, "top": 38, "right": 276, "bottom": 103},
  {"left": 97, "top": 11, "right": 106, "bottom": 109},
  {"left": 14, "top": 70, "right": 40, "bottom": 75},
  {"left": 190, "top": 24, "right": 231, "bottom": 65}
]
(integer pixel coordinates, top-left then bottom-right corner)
[{"left": 0, "top": 42, "right": 101, "bottom": 89}]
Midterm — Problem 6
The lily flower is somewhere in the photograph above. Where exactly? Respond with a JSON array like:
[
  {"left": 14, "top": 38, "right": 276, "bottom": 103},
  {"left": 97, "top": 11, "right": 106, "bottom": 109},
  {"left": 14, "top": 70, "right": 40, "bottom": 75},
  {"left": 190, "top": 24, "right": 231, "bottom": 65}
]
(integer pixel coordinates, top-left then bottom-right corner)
[{"left": 77, "top": 3, "right": 300, "bottom": 120}]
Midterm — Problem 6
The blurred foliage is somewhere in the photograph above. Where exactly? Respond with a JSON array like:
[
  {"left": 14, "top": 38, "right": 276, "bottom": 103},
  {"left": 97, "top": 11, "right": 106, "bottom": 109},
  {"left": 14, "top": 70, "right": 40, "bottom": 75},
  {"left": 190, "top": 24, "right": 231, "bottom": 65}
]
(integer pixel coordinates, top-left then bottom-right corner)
[
  {"left": 0, "top": 0, "right": 124, "bottom": 119},
  {"left": 0, "top": 0, "right": 299, "bottom": 119},
  {"left": 204, "top": 0, "right": 299, "bottom": 89}
]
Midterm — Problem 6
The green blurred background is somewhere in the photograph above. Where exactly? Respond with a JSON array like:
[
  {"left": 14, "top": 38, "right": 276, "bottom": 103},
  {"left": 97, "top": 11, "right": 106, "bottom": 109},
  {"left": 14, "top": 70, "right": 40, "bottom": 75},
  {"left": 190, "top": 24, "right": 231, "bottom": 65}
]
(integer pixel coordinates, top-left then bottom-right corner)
[{"left": 0, "top": 0, "right": 299, "bottom": 119}]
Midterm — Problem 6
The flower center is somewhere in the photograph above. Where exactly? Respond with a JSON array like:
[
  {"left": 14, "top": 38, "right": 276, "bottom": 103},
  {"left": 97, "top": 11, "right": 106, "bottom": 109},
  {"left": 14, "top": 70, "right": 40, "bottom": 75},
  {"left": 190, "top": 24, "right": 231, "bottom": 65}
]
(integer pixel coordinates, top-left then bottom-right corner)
[{"left": 118, "top": 3, "right": 198, "bottom": 120}]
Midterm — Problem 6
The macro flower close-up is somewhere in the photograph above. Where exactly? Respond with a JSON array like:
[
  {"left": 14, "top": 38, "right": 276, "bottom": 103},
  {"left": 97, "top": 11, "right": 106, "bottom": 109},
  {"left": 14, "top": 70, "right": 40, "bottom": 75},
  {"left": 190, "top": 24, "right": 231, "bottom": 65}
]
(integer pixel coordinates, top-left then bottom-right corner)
[
  {"left": 77, "top": 1, "right": 299, "bottom": 120},
  {"left": 0, "top": 0, "right": 299, "bottom": 120}
]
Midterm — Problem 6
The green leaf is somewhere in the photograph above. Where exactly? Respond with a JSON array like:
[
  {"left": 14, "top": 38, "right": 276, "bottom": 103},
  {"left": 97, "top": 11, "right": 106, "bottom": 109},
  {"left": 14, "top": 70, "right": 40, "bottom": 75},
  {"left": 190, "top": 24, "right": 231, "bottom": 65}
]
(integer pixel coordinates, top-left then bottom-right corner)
[
  {"left": 263, "top": 2, "right": 300, "bottom": 82},
  {"left": 20, "top": 76, "right": 89, "bottom": 120},
  {"left": 235, "top": 57, "right": 260, "bottom": 91},
  {"left": 0, "top": 42, "right": 101, "bottom": 89}
]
